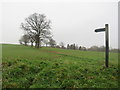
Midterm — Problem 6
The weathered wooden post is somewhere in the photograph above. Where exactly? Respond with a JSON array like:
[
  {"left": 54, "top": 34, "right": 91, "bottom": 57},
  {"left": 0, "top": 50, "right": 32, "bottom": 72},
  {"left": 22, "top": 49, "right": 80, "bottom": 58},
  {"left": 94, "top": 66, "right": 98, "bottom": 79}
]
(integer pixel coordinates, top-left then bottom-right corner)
[
  {"left": 95, "top": 24, "right": 109, "bottom": 67},
  {"left": 105, "top": 24, "right": 109, "bottom": 67}
]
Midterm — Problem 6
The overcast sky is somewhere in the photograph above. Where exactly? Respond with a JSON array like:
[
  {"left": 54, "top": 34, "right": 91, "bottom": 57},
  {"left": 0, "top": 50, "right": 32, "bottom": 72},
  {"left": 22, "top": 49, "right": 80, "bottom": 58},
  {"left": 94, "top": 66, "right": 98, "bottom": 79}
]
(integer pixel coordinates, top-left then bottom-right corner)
[{"left": 1, "top": 0, "right": 118, "bottom": 48}]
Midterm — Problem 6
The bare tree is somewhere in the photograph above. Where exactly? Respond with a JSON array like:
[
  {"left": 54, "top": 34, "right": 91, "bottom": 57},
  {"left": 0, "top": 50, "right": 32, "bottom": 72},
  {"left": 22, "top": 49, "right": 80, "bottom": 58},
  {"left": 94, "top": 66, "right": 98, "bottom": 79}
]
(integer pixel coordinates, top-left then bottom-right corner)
[
  {"left": 19, "top": 34, "right": 30, "bottom": 46},
  {"left": 81, "top": 46, "right": 87, "bottom": 51},
  {"left": 67, "top": 44, "right": 70, "bottom": 49},
  {"left": 42, "top": 39, "right": 49, "bottom": 47},
  {"left": 69, "top": 44, "right": 74, "bottom": 49},
  {"left": 59, "top": 42, "right": 65, "bottom": 49},
  {"left": 21, "top": 13, "right": 51, "bottom": 48},
  {"left": 73, "top": 43, "right": 76, "bottom": 50},
  {"left": 56, "top": 45, "right": 60, "bottom": 48},
  {"left": 75, "top": 44, "right": 79, "bottom": 50},
  {"left": 49, "top": 38, "right": 56, "bottom": 47},
  {"left": 19, "top": 39, "right": 23, "bottom": 45},
  {"left": 79, "top": 46, "right": 82, "bottom": 50}
]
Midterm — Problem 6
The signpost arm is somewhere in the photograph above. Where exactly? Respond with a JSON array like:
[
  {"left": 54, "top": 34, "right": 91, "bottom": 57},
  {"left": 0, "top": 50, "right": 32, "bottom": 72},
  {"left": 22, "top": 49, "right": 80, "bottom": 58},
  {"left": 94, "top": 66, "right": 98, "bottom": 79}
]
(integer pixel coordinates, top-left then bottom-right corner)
[{"left": 105, "top": 24, "right": 109, "bottom": 67}]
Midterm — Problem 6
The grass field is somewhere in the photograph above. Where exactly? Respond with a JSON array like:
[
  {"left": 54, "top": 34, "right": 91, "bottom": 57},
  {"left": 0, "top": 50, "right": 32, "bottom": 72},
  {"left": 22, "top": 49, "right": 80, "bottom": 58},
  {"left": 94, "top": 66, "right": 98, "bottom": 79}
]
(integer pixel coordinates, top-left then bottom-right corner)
[{"left": 2, "top": 44, "right": 118, "bottom": 88}]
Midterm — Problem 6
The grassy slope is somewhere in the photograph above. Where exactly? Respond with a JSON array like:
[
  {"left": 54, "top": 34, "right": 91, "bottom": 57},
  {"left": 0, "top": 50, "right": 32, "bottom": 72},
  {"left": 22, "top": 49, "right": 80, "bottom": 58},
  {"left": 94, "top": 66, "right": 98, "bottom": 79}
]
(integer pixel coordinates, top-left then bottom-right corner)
[{"left": 2, "top": 44, "right": 118, "bottom": 88}]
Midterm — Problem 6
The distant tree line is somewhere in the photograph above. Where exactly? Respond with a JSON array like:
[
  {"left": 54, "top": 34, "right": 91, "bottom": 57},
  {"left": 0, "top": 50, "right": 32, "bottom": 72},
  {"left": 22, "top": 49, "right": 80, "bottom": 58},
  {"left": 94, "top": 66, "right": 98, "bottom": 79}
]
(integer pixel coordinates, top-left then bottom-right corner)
[
  {"left": 87, "top": 45, "right": 119, "bottom": 53},
  {"left": 56, "top": 43, "right": 119, "bottom": 53},
  {"left": 66, "top": 44, "right": 86, "bottom": 51},
  {"left": 88, "top": 45, "right": 105, "bottom": 52}
]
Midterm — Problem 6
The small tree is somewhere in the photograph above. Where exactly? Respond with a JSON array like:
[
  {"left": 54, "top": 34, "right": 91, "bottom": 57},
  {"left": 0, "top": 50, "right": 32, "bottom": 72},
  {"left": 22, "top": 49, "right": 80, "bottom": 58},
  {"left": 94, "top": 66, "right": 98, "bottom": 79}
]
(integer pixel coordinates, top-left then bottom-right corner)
[
  {"left": 67, "top": 44, "right": 70, "bottom": 49},
  {"left": 19, "top": 34, "right": 30, "bottom": 46},
  {"left": 19, "top": 39, "right": 23, "bottom": 45},
  {"left": 59, "top": 42, "right": 65, "bottom": 49},
  {"left": 82, "top": 47, "right": 87, "bottom": 51},
  {"left": 75, "top": 44, "right": 79, "bottom": 50},
  {"left": 49, "top": 38, "right": 56, "bottom": 47},
  {"left": 69, "top": 44, "right": 74, "bottom": 49},
  {"left": 42, "top": 39, "right": 49, "bottom": 47},
  {"left": 56, "top": 45, "right": 60, "bottom": 48},
  {"left": 79, "top": 46, "right": 82, "bottom": 50},
  {"left": 73, "top": 43, "right": 76, "bottom": 50}
]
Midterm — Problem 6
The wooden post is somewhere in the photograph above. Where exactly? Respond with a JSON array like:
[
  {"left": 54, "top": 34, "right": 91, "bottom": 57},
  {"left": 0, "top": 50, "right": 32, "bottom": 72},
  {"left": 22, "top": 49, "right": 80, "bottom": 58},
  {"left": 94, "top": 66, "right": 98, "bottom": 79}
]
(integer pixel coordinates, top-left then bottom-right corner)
[
  {"left": 105, "top": 24, "right": 109, "bottom": 67},
  {"left": 95, "top": 24, "right": 109, "bottom": 67}
]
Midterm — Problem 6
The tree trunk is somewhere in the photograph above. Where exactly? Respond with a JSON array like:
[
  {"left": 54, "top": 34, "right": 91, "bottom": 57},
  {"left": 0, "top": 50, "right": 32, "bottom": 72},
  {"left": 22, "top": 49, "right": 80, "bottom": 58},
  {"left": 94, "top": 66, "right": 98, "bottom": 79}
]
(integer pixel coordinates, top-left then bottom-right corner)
[
  {"left": 35, "top": 35, "right": 40, "bottom": 48},
  {"left": 39, "top": 39, "right": 41, "bottom": 48},
  {"left": 25, "top": 42, "right": 27, "bottom": 46},
  {"left": 37, "top": 35, "right": 40, "bottom": 48},
  {"left": 37, "top": 38, "right": 39, "bottom": 48},
  {"left": 35, "top": 40, "right": 37, "bottom": 48},
  {"left": 31, "top": 42, "right": 33, "bottom": 47}
]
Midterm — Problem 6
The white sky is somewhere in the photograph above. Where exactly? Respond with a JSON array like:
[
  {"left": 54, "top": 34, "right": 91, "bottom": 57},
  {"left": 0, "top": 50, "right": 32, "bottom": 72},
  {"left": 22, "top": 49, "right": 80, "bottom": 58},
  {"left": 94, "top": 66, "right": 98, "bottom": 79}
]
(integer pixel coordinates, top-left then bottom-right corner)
[{"left": 0, "top": 0, "right": 119, "bottom": 48}]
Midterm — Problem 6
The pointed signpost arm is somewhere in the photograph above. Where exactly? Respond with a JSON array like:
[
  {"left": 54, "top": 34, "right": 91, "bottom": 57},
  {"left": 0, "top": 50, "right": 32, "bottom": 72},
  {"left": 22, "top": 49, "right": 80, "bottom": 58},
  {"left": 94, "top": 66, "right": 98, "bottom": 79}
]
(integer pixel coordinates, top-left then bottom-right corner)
[{"left": 95, "top": 28, "right": 105, "bottom": 32}]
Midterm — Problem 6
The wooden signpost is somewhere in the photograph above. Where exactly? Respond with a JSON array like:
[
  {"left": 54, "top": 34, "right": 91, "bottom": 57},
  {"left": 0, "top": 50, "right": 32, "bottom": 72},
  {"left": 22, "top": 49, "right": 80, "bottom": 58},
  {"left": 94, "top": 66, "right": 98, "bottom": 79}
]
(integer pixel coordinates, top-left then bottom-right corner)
[{"left": 95, "top": 24, "right": 109, "bottom": 67}]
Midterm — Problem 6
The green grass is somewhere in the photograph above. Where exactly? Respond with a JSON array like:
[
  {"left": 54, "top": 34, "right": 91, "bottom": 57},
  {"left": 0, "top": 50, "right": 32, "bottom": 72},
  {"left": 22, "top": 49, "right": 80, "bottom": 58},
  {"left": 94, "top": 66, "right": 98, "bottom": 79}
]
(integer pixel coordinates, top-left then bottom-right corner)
[{"left": 2, "top": 44, "right": 118, "bottom": 88}]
